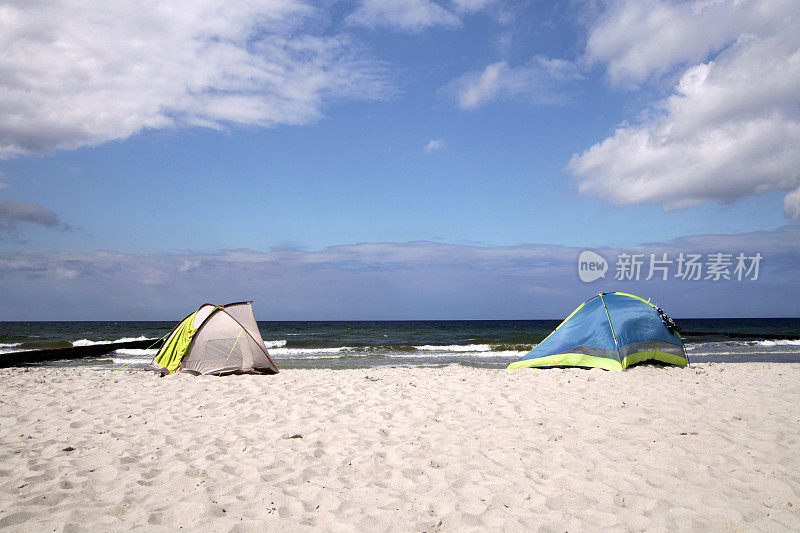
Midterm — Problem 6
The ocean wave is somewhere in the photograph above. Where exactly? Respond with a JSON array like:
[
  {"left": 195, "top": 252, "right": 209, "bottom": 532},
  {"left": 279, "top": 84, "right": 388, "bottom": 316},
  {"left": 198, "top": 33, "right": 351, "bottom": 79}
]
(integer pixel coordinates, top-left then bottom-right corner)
[
  {"left": 0, "top": 347, "right": 33, "bottom": 355},
  {"left": 687, "top": 351, "right": 786, "bottom": 357},
  {"left": 279, "top": 351, "right": 527, "bottom": 361},
  {"left": 268, "top": 346, "right": 528, "bottom": 360},
  {"left": 279, "top": 352, "right": 371, "bottom": 360},
  {"left": 264, "top": 339, "right": 287, "bottom": 348},
  {"left": 414, "top": 344, "right": 493, "bottom": 352},
  {"left": 685, "top": 339, "right": 800, "bottom": 352},
  {"left": 111, "top": 357, "right": 154, "bottom": 366},
  {"left": 270, "top": 347, "right": 354, "bottom": 356},
  {"left": 492, "top": 344, "right": 535, "bottom": 352},
  {"left": 378, "top": 349, "right": 525, "bottom": 360},
  {"left": 113, "top": 348, "right": 159, "bottom": 357},
  {"left": 451, "top": 350, "right": 526, "bottom": 359},
  {"left": 72, "top": 336, "right": 153, "bottom": 347},
  {"left": 0, "top": 342, "right": 21, "bottom": 348},
  {"left": 751, "top": 339, "right": 800, "bottom": 347}
]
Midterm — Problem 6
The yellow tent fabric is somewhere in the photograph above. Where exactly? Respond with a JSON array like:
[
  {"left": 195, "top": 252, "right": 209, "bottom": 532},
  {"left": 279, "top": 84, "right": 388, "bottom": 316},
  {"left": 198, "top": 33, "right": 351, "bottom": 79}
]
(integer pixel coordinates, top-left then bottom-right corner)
[{"left": 153, "top": 311, "right": 198, "bottom": 373}]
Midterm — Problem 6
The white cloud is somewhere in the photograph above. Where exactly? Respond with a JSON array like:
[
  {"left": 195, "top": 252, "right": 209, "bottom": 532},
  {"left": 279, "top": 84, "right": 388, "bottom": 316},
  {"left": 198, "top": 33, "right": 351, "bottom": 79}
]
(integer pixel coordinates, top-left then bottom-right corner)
[
  {"left": 0, "top": 199, "right": 70, "bottom": 233},
  {"left": 570, "top": 0, "right": 800, "bottom": 220},
  {"left": 2, "top": 227, "right": 799, "bottom": 319},
  {"left": 178, "top": 260, "right": 201, "bottom": 273},
  {"left": 443, "top": 57, "right": 581, "bottom": 109},
  {"left": 0, "top": 1, "right": 391, "bottom": 158},
  {"left": 346, "top": 0, "right": 460, "bottom": 32},
  {"left": 450, "top": 0, "right": 497, "bottom": 13},
  {"left": 584, "top": 0, "right": 789, "bottom": 87},
  {"left": 423, "top": 138, "right": 445, "bottom": 154},
  {"left": 783, "top": 188, "right": 800, "bottom": 221},
  {"left": 345, "top": 0, "right": 498, "bottom": 32}
]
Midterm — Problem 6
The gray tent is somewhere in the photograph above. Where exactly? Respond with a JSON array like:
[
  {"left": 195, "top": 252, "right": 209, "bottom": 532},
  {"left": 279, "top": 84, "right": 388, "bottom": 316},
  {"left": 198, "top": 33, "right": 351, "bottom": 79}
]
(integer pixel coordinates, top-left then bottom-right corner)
[{"left": 149, "top": 301, "right": 278, "bottom": 375}]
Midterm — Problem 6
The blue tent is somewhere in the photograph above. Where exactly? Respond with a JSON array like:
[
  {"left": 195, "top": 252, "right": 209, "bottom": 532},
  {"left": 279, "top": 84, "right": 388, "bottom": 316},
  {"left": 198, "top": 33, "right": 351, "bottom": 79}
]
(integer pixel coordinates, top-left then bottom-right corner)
[{"left": 509, "top": 292, "right": 687, "bottom": 370}]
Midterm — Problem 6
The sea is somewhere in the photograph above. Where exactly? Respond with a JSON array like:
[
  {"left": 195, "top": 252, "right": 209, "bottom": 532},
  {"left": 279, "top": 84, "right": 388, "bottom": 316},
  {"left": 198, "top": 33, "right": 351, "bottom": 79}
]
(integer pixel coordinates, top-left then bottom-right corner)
[{"left": 1, "top": 319, "right": 799, "bottom": 371}]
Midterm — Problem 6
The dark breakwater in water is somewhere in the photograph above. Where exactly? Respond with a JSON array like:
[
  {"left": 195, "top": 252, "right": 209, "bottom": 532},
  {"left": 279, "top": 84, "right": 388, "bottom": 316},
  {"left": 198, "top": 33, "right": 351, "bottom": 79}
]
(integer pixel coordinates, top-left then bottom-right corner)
[{"left": 0, "top": 339, "right": 164, "bottom": 368}]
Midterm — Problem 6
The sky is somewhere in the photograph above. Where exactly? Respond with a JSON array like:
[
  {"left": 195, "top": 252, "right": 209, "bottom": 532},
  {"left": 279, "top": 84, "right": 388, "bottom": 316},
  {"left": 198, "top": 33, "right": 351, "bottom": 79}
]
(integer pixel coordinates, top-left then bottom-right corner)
[{"left": 1, "top": 0, "right": 799, "bottom": 320}]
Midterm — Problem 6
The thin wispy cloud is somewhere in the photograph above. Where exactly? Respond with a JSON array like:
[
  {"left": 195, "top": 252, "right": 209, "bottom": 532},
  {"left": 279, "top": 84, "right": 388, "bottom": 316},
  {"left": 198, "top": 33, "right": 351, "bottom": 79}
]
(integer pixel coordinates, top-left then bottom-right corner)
[
  {"left": 346, "top": 0, "right": 460, "bottom": 32},
  {"left": 1, "top": 227, "right": 797, "bottom": 319},
  {"left": 346, "top": 0, "right": 498, "bottom": 32},
  {"left": 571, "top": 0, "right": 800, "bottom": 220},
  {"left": 442, "top": 57, "right": 581, "bottom": 109},
  {"left": 424, "top": 138, "right": 445, "bottom": 154},
  {"left": 450, "top": 0, "right": 497, "bottom": 12},
  {"left": 0, "top": 1, "right": 392, "bottom": 158}
]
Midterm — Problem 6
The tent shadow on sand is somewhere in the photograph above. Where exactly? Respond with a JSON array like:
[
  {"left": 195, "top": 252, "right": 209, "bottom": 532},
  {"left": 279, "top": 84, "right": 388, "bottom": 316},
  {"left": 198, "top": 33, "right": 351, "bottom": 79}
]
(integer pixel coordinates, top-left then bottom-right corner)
[{"left": 508, "top": 292, "right": 688, "bottom": 371}]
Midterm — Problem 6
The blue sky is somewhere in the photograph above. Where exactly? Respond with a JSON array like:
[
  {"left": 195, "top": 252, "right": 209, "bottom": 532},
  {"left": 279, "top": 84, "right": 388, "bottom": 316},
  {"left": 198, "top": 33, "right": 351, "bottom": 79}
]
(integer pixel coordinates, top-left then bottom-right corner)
[{"left": 1, "top": 0, "right": 799, "bottom": 319}]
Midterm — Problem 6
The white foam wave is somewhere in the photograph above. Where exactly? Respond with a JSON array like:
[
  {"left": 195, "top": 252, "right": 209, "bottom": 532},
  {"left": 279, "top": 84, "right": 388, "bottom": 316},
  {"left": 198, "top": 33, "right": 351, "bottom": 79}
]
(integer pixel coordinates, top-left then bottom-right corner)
[
  {"left": 270, "top": 347, "right": 352, "bottom": 356},
  {"left": 452, "top": 350, "right": 527, "bottom": 359},
  {"left": 414, "top": 344, "right": 493, "bottom": 352},
  {"left": 111, "top": 357, "right": 153, "bottom": 366},
  {"left": 113, "top": 348, "right": 158, "bottom": 357},
  {"left": 0, "top": 342, "right": 21, "bottom": 348},
  {"left": 688, "top": 351, "right": 779, "bottom": 357},
  {"left": 72, "top": 336, "right": 152, "bottom": 347},
  {"left": 264, "top": 339, "right": 287, "bottom": 348},
  {"left": 686, "top": 339, "right": 800, "bottom": 351},
  {"left": 284, "top": 352, "right": 370, "bottom": 359},
  {"left": 752, "top": 339, "right": 800, "bottom": 347},
  {"left": 268, "top": 346, "right": 527, "bottom": 359},
  {"left": 0, "top": 347, "right": 32, "bottom": 355},
  {"left": 356, "top": 349, "right": 525, "bottom": 360}
]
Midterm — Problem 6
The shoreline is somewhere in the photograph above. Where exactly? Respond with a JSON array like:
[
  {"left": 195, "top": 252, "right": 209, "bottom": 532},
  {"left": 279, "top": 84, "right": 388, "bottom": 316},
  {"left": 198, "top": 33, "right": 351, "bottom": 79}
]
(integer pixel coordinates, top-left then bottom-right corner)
[{"left": 1, "top": 364, "right": 798, "bottom": 530}]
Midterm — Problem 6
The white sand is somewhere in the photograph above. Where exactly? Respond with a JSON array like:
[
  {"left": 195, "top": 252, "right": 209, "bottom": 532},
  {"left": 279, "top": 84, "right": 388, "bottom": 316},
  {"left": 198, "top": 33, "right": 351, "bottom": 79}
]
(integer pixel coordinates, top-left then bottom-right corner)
[{"left": 0, "top": 363, "right": 798, "bottom": 531}]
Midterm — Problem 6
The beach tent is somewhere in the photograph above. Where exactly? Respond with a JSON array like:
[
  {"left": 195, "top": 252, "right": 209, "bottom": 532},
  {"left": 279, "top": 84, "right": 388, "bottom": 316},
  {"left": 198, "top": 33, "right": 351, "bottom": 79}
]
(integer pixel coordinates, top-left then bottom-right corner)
[
  {"left": 149, "top": 301, "right": 278, "bottom": 375},
  {"left": 508, "top": 292, "right": 687, "bottom": 370}
]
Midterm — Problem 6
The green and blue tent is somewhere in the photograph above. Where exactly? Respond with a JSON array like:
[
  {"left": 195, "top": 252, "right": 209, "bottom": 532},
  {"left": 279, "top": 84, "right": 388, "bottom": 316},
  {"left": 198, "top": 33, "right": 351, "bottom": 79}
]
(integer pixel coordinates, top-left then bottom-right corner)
[{"left": 508, "top": 292, "right": 688, "bottom": 370}]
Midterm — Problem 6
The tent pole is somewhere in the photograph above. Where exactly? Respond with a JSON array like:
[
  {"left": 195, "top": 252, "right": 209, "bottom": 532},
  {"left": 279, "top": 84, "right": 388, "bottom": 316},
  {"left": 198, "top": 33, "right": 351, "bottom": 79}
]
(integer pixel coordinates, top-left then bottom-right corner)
[
  {"left": 598, "top": 293, "right": 620, "bottom": 355},
  {"left": 219, "top": 329, "right": 243, "bottom": 377}
]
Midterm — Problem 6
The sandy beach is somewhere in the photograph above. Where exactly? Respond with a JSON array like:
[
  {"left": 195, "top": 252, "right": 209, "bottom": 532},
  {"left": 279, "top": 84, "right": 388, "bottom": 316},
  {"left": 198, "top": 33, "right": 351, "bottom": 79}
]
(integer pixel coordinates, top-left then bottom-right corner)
[{"left": 0, "top": 363, "right": 798, "bottom": 531}]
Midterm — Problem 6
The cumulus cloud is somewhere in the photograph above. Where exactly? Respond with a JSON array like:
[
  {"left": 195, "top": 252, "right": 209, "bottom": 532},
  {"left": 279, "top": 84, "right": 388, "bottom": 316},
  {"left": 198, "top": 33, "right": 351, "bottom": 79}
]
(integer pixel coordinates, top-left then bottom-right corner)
[
  {"left": 423, "top": 138, "right": 445, "bottom": 154},
  {"left": 570, "top": 0, "right": 800, "bottom": 219},
  {"left": 783, "top": 188, "right": 800, "bottom": 221},
  {"left": 443, "top": 57, "right": 581, "bottom": 109},
  {"left": 0, "top": 1, "right": 391, "bottom": 158},
  {"left": 584, "top": 0, "right": 790, "bottom": 87},
  {"left": 0, "top": 199, "right": 70, "bottom": 233}
]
